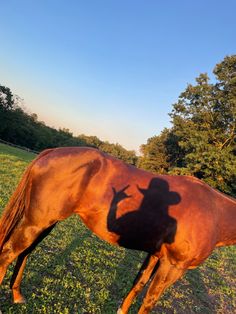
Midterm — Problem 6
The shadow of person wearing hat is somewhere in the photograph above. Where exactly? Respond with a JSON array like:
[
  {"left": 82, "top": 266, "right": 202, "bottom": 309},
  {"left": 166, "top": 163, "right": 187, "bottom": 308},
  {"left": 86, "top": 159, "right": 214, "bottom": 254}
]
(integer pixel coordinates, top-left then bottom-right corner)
[{"left": 107, "top": 178, "right": 181, "bottom": 253}]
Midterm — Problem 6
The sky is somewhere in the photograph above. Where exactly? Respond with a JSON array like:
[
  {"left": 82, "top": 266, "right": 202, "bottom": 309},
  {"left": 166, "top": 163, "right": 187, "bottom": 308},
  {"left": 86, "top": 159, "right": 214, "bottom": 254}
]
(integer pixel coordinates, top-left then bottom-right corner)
[{"left": 0, "top": 0, "right": 235, "bottom": 152}]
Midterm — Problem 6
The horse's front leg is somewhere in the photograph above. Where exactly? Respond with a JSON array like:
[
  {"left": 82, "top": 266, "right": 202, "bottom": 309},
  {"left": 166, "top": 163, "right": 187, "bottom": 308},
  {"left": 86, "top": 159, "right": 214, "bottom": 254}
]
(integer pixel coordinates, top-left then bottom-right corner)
[
  {"left": 118, "top": 254, "right": 159, "bottom": 314},
  {"left": 137, "top": 256, "right": 186, "bottom": 314}
]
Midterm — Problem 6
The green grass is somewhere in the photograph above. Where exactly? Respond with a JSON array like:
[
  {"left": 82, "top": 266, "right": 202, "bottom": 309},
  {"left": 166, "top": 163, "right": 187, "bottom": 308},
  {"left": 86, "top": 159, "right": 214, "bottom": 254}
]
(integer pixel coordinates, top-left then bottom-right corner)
[
  {"left": 0, "top": 143, "right": 36, "bottom": 162},
  {"left": 0, "top": 143, "right": 235, "bottom": 313}
]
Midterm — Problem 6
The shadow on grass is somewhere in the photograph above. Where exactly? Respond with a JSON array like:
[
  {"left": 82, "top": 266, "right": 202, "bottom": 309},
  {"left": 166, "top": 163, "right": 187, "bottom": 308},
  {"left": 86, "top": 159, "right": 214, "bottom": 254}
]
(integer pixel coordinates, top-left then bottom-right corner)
[
  {"left": 27, "top": 228, "right": 91, "bottom": 283},
  {"left": 149, "top": 267, "right": 217, "bottom": 314},
  {"left": 101, "top": 250, "right": 146, "bottom": 314},
  {"left": 184, "top": 268, "right": 217, "bottom": 314}
]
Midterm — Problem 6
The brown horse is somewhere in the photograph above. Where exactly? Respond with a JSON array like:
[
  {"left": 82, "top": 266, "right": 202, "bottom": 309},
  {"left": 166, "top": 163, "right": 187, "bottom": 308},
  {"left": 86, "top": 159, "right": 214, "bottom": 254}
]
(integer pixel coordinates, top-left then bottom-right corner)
[{"left": 0, "top": 147, "right": 235, "bottom": 313}]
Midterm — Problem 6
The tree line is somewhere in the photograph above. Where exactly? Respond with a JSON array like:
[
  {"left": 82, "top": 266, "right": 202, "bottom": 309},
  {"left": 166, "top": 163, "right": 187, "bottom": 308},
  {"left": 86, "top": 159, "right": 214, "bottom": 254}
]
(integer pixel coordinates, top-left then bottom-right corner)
[
  {"left": 1, "top": 55, "right": 235, "bottom": 195},
  {"left": 0, "top": 88, "right": 138, "bottom": 165}
]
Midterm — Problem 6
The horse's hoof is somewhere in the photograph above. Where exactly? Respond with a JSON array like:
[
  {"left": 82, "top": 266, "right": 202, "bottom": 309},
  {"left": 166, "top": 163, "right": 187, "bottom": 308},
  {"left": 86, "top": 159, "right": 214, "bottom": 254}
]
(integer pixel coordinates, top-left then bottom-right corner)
[
  {"left": 13, "top": 296, "right": 26, "bottom": 304},
  {"left": 117, "top": 308, "right": 124, "bottom": 314}
]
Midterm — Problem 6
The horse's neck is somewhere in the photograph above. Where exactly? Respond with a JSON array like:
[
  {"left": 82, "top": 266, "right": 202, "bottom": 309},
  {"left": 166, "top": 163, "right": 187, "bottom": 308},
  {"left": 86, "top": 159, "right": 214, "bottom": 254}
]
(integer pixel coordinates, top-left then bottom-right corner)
[{"left": 216, "top": 193, "right": 236, "bottom": 247}]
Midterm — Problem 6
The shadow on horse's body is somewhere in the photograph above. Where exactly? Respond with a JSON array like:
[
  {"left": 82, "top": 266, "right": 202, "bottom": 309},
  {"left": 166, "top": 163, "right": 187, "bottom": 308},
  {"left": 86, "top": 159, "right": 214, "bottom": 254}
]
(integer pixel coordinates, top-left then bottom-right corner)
[{"left": 0, "top": 147, "right": 235, "bottom": 313}]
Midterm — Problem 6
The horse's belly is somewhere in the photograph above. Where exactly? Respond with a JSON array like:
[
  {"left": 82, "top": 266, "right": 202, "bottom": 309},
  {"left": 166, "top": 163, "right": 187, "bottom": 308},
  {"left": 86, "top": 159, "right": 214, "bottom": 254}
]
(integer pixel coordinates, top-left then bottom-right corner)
[{"left": 77, "top": 207, "right": 120, "bottom": 245}]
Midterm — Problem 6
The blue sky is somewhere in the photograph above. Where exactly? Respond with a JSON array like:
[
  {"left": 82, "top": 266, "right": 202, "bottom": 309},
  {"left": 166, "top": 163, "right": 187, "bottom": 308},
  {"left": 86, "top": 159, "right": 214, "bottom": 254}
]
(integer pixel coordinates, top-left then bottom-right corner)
[{"left": 0, "top": 1, "right": 235, "bottom": 152}]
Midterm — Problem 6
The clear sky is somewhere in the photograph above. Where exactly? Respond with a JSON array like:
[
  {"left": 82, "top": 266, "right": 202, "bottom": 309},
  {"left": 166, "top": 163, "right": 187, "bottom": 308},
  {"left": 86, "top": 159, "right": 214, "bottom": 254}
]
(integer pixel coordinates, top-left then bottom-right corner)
[{"left": 0, "top": 1, "right": 235, "bottom": 152}]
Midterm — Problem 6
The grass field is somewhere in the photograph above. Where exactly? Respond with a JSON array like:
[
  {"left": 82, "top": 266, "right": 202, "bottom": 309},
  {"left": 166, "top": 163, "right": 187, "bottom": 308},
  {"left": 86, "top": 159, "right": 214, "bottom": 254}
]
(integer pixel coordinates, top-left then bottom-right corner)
[{"left": 0, "top": 143, "right": 235, "bottom": 313}]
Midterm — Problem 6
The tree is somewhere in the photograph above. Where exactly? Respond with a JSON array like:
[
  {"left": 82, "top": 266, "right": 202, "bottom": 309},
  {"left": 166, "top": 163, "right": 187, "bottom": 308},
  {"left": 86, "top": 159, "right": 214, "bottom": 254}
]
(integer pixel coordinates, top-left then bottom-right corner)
[
  {"left": 99, "top": 142, "right": 138, "bottom": 165},
  {"left": 140, "top": 55, "right": 236, "bottom": 195},
  {"left": 0, "top": 85, "right": 15, "bottom": 111},
  {"left": 169, "top": 56, "right": 236, "bottom": 194},
  {"left": 138, "top": 129, "right": 170, "bottom": 173}
]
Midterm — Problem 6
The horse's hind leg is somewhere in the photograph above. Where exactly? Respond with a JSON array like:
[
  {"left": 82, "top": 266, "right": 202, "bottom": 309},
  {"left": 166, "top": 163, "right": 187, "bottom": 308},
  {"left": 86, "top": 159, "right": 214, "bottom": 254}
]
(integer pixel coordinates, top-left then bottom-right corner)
[
  {"left": 10, "top": 253, "right": 28, "bottom": 303},
  {"left": 0, "top": 218, "right": 56, "bottom": 287},
  {"left": 137, "top": 256, "right": 186, "bottom": 314},
  {"left": 10, "top": 224, "right": 56, "bottom": 303},
  {"left": 118, "top": 254, "right": 159, "bottom": 314}
]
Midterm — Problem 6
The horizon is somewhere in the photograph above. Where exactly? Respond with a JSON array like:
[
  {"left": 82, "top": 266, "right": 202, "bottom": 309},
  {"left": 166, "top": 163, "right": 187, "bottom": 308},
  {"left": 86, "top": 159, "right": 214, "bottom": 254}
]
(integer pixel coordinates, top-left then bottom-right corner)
[{"left": 0, "top": 1, "right": 235, "bottom": 152}]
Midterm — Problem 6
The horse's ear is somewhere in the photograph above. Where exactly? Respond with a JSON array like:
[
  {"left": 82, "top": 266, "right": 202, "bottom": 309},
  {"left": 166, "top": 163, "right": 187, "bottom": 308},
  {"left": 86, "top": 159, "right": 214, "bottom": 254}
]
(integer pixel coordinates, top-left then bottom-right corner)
[{"left": 112, "top": 187, "right": 116, "bottom": 195}]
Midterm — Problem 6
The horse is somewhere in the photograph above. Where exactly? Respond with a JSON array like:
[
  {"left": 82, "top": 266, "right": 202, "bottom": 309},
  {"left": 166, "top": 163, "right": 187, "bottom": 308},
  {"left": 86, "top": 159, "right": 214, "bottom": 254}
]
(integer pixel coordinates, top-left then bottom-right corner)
[{"left": 0, "top": 147, "right": 235, "bottom": 313}]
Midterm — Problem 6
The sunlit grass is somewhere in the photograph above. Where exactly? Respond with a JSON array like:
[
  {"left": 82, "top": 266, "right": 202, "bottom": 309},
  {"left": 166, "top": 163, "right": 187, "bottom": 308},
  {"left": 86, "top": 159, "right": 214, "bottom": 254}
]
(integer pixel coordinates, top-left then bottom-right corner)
[{"left": 0, "top": 144, "right": 235, "bottom": 313}]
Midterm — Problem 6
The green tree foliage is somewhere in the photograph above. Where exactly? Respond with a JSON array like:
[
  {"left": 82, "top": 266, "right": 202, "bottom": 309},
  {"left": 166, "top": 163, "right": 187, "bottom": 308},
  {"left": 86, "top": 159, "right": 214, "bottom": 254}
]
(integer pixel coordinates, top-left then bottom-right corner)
[
  {"left": 141, "top": 55, "right": 236, "bottom": 195},
  {"left": 99, "top": 142, "right": 138, "bottom": 165},
  {"left": 77, "top": 135, "right": 137, "bottom": 165},
  {"left": 0, "top": 86, "right": 15, "bottom": 138},
  {"left": 0, "top": 85, "right": 137, "bottom": 165},
  {"left": 0, "top": 85, "right": 15, "bottom": 110},
  {"left": 138, "top": 128, "right": 170, "bottom": 173}
]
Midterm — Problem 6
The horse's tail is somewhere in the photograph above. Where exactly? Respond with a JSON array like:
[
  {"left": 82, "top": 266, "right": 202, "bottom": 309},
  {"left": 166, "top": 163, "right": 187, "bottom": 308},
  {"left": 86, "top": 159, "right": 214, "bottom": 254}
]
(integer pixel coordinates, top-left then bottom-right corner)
[{"left": 0, "top": 149, "right": 53, "bottom": 253}]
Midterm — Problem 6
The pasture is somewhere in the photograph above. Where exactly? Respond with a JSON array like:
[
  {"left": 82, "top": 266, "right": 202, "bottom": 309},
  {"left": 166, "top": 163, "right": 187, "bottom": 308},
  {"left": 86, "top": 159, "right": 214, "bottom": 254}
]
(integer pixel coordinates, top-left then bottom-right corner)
[{"left": 0, "top": 143, "right": 235, "bottom": 313}]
